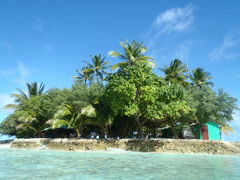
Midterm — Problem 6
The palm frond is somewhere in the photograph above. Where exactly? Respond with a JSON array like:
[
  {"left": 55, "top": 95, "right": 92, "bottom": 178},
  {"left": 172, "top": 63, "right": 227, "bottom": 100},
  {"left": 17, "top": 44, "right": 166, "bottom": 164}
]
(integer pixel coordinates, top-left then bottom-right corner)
[
  {"left": 81, "top": 105, "right": 96, "bottom": 118},
  {"left": 47, "top": 119, "right": 70, "bottom": 129},
  {"left": 16, "top": 88, "right": 28, "bottom": 99},
  {"left": 4, "top": 104, "right": 18, "bottom": 110},
  {"left": 111, "top": 61, "right": 128, "bottom": 70},
  {"left": 108, "top": 51, "right": 126, "bottom": 59},
  {"left": 222, "top": 124, "right": 235, "bottom": 135}
]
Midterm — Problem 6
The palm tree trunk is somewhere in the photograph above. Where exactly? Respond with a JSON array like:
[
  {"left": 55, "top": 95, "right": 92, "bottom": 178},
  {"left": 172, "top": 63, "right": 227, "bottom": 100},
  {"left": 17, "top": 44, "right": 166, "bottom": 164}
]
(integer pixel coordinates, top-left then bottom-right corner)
[
  {"left": 37, "top": 130, "right": 42, "bottom": 138},
  {"left": 138, "top": 123, "right": 144, "bottom": 138},
  {"left": 76, "top": 128, "right": 81, "bottom": 137},
  {"left": 136, "top": 118, "right": 144, "bottom": 138}
]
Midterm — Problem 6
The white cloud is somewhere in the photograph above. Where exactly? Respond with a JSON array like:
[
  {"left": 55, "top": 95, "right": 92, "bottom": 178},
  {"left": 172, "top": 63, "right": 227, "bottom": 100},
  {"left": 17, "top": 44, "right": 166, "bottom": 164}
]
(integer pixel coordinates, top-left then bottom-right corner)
[
  {"left": 148, "top": 41, "right": 193, "bottom": 67},
  {"left": 209, "top": 30, "right": 240, "bottom": 61},
  {"left": 145, "top": 4, "right": 195, "bottom": 51},
  {"left": 0, "top": 62, "right": 32, "bottom": 85},
  {"left": 143, "top": 5, "right": 195, "bottom": 65},
  {"left": 151, "top": 5, "right": 195, "bottom": 37}
]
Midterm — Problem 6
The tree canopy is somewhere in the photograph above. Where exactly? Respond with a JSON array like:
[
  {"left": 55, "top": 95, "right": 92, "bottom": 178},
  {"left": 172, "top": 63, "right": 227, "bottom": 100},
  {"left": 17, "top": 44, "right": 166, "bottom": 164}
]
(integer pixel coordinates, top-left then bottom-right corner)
[{"left": 0, "top": 40, "right": 238, "bottom": 139}]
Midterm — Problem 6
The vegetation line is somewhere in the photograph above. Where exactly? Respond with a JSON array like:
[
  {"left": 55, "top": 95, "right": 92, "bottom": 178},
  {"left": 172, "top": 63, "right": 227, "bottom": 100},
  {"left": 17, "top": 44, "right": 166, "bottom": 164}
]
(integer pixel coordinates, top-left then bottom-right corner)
[{"left": 0, "top": 40, "right": 238, "bottom": 139}]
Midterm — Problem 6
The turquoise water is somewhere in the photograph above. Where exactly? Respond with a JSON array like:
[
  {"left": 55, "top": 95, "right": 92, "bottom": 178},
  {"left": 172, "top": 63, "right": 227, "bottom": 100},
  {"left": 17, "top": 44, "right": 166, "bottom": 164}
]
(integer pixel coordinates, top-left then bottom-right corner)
[{"left": 0, "top": 148, "right": 240, "bottom": 180}]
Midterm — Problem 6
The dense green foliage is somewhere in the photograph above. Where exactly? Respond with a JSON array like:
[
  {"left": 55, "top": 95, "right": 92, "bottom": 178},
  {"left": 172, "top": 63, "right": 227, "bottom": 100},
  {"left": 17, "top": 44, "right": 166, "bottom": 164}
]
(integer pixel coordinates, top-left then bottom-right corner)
[{"left": 0, "top": 40, "right": 238, "bottom": 138}]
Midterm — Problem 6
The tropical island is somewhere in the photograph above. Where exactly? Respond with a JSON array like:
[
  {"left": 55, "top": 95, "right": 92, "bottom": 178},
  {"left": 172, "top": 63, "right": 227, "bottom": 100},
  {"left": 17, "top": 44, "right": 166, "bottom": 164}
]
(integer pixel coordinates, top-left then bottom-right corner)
[{"left": 0, "top": 40, "right": 239, "bottom": 154}]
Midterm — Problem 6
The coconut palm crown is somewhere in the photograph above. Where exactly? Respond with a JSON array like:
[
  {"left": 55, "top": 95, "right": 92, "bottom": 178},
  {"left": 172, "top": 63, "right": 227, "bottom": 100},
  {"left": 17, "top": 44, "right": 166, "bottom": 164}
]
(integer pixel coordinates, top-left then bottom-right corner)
[
  {"left": 109, "top": 40, "right": 155, "bottom": 69},
  {"left": 74, "top": 54, "right": 109, "bottom": 85},
  {"left": 74, "top": 66, "right": 94, "bottom": 85},
  {"left": 160, "top": 59, "right": 188, "bottom": 85},
  {"left": 5, "top": 82, "right": 45, "bottom": 109},
  {"left": 190, "top": 68, "right": 213, "bottom": 88}
]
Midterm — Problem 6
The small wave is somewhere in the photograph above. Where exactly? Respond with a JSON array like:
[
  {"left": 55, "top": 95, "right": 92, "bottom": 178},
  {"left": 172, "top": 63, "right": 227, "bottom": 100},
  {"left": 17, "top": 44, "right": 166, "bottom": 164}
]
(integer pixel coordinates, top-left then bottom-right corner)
[
  {"left": 0, "top": 143, "right": 11, "bottom": 149},
  {"left": 38, "top": 144, "right": 47, "bottom": 150},
  {"left": 106, "top": 148, "right": 126, "bottom": 152}
]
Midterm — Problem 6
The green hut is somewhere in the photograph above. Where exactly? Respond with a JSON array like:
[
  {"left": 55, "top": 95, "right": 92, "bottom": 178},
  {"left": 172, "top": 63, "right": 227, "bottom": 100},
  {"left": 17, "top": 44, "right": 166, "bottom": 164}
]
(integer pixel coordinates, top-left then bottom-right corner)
[
  {"left": 160, "top": 121, "right": 222, "bottom": 140},
  {"left": 195, "top": 121, "right": 222, "bottom": 140}
]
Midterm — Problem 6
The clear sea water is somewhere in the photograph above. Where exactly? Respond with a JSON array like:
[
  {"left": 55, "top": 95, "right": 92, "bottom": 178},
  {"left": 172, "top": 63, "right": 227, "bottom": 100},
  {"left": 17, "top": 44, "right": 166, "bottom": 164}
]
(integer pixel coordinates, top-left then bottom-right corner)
[{"left": 0, "top": 148, "right": 240, "bottom": 180}]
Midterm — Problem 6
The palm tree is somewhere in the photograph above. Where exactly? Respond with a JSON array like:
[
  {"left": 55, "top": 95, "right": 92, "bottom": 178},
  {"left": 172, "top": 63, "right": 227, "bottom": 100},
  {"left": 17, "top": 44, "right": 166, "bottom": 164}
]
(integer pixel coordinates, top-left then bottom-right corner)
[
  {"left": 160, "top": 59, "right": 188, "bottom": 85},
  {"left": 74, "top": 54, "right": 109, "bottom": 85},
  {"left": 16, "top": 113, "right": 46, "bottom": 138},
  {"left": 47, "top": 104, "right": 96, "bottom": 137},
  {"left": 109, "top": 40, "right": 155, "bottom": 69},
  {"left": 73, "top": 66, "right": 94, "bottom": 85},
  {"left": 11, "top": 94, "right": 48, "bottom": 138},
  {"left": 5, "top": 82, "right": 45, "bottom": 109},
  {"left": 190, "top": 68, "right": 213, "bottom": 88},
  {"left": 83, "top": 54, "right": 109, "bottom": 84}
]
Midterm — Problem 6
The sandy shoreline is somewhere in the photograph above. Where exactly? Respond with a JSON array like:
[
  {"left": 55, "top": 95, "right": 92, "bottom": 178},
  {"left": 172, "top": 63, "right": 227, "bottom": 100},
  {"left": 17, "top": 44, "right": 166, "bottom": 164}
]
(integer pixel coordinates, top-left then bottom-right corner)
[{"left": 8, "top": 138, "right": 240, "bottom": 155}]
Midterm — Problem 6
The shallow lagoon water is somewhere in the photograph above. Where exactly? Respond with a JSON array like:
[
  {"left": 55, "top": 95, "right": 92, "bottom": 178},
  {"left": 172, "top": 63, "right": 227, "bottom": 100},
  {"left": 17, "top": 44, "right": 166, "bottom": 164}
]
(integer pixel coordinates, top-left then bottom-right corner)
[{"left": 0, "top": 148, "right": 240, "bottom": 180}]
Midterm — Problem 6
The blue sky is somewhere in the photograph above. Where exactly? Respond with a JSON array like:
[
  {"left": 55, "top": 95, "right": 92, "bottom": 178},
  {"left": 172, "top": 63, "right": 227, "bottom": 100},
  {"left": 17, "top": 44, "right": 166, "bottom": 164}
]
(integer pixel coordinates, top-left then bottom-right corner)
[{"left": 0, "top": 0, "right": 240, "bottom": 141}]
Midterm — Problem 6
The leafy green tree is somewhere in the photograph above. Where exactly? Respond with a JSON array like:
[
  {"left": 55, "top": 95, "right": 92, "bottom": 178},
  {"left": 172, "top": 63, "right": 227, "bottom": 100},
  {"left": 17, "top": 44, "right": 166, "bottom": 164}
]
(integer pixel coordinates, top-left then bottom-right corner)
[
  {"left": 67, "top": 83, "right": 104, "bottom": 108},
  {"left": 109, "top": 40, "right": 155, "bottom": 70},
  {"left": 188, "top": 87, "right": 218, "bottom": 124},
  {"left": 190, "top": 68, "right": 213, "bottom": 88},
  {"left": 105, "top": 64, "right": 194, "bottom": 138},
  {"left": 159, "top": 84, "right": 195, "bottom": 137},
  {"left": 39, "top": 88, "right": 71, "bottom": 120},
  {"left": 214, "top": 89, "right": 238, "bottom": 124},
  {"left": 160, "top": 59, "right": 188, "bottom": 86},
  {"left": 46, "top": 83, "right": 108, "bottom": 137},
  {"left": 188, "top": 87, "right": 238, "bottom": 125},
  {"left": 105, "top": 64, "right": 169, "bottom": 137},
  {"left": 1, "top": 40, "right": 238, "bottom": 139},
  {"left": 0, "top": 114, "right": 19, "bottom": 137}
]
